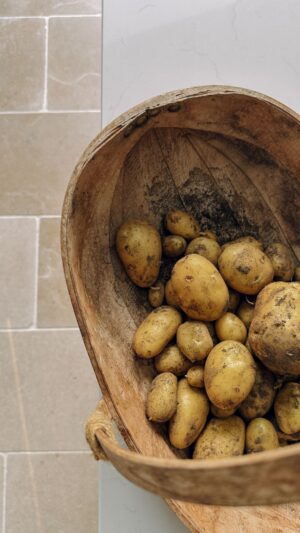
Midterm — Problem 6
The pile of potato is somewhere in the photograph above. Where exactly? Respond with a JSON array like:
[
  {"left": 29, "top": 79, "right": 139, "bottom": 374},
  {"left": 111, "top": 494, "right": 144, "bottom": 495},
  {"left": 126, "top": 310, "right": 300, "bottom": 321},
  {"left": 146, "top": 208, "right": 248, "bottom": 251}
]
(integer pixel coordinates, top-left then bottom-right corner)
[{"left": 116, "top": 210, "right": 300, "bottom": 460}]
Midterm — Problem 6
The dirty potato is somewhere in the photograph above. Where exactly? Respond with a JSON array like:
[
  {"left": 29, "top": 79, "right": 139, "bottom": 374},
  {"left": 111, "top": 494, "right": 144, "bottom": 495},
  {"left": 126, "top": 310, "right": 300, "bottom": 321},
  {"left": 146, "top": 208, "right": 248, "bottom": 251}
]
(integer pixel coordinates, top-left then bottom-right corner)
[
  {"left": 165, "top": 279, "right": 181, "bottom": 308},
  {"left": 211, "top": 405, "right": 236, "bottom": 418},
  {"left": 133, "top": 306, "right": 182, "bottom": 358},
  {"left": 246, "top": 418, "right": 279, "bottom": 453},
  {"left": 146, "top": 373, "right": 178, "bottom": 422},
  {"left": 186, "top": 365, "right": 205, "bottom": 388},
  {"left": 169, "top": 379, "right": 209, "bottom": 449},
  {"left": 162, "top": 235, "right": 187, "bottom": 258},
  {"left": 165, "top": 210, "right": 200, "bottom": 240},
  {"left": 176, "top": 321, "right": 213, "bottom": 362},
  {"left": 185, "top": 237, "right": 221, "bottom": 265},
  {"left": 215, "top": 312, "right": 247, "bottom": 343},
  {"left": 228, "top": 289, "right": 241, "bottom": 313},
  {"left": 274, "top": 382, "right": 300, "bottom": 434},
  {"left": 222, "top": 236, "right": 263, "bottom": 250},
  {"left": 239, "top": 362, "right": 275, "bottom": 420},
  {"left": 155, "top": 345, "right": 192, "bottom": 375},
  {"left": 265, "top": 242, "right": 295, "bottom": 281},
  {"left": 198, "top": 229, "right": 218, "bottom": 241},
  {"left": 148, "top": 281, "right": 165, "bottom": 308},
  {"left": 193, "top": 416, "right": 245, "bottom": 459},
  {"left": 237, "top": 300, "right": 255, "bottom": 329}
]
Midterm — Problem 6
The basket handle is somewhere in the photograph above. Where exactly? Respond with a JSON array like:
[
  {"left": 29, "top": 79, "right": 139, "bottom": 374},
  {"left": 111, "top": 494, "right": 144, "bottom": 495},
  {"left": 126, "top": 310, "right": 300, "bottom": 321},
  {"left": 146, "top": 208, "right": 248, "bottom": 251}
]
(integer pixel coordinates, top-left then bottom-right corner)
[{"left": 85, "top": 399, "right": 119, "bottom": 460}]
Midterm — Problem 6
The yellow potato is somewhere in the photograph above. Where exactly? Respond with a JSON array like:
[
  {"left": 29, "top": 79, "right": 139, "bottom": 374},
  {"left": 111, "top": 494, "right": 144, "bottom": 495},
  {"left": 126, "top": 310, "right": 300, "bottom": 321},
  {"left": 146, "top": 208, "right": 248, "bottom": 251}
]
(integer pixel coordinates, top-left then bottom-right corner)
[
  {"left": 246, "top": 418, "right": 279, "bottom": 453},
  {"left": 133, "top": 306, "right": 182, "bottom": 359},
  {"left": 155, "top": 345, "right": 192, "bottom": 376},
  {"left": 146, "top": 373, "right": 178, "bottom": 422},
  {"left": 204, "top": 340, "right": 256, "bottom": 409},
  {"left": 249, "top": 282, "right": 300, "bottom": 375},
  {"left": 218, "top": 242, "right": 274, "bottom": 295},
  {"left": 198, "top": 229, "right": 218, "bottom": 241},
  {"left": 228, "top": 289, "right": 241, "bottom": 313},
  {"left": 210, "top": 405, "right": 236, "bottom": 418},
  {"left": 165, "top": 279, "right": 181, "bottom": 308},
  {"left": 169, "top": 379, "right": 209, "bottom": 449},
  {"left": 215, "top": 312, "right": 247, "bottom": 343},
  {"left": 171, "top": 254, "right": 229, "bottom": 321},
  {"left": 176, "top": 321, "right": 213, "bottom": 362},
  {"left": 186, "top": 365, "right": 205, "bottom": 388},
  {"left": 162, "top": 235, "right": 187, "bottom": 258},
  {"left": 185, "top": 237, "right": 221, "bottom": 265},
  {"left": 265, "top": 242, "right": 295, "bottom": 281},
  {"left": 193, "top": 416, "right": 245, "bottom": 460},
  {"left": 237, "top": 300, "right": 255, "bottom": 329},
  {"left": 222, "top": 236, "right": 263, "bottom": 250},
  {"left": 165, "top": 210, "right": 200, "bottom": 240},
  {"left": 294, "top": 266, "right": 300, "bottom": 281},
  {"left": 239, "top": 362, "right": 275, "bottom": 420},
  {"left": 148, "top": 281, "right": 164, "bottom": 308},
  {"left": 274, "top": 382, "right": 300, "bottom": 434},
  {"left": 116, "top": 219, "right": 162, "bottom": 287}
]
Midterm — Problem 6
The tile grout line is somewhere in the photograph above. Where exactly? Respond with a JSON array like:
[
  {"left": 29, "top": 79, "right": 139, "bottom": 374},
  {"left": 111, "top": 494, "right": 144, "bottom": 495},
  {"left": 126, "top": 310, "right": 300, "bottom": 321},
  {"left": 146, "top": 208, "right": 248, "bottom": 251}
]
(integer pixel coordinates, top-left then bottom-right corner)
[
  {"left": 6, "top": 451, "right": 91, "bottom": 455},
  {"left": 32, "top": 218, "right": 40, "bottom": 329},
  {"left": 0, "top": 14, "right": 102, "bottom": 19},
  {"left": 2, "top": 454, "right": 7, "bottom": 533},
  {"left": 0, "top": 327, "right": 79, "bottom": 332},
  {"left": 42, "top": 17, "right": 49, "bottom": 112},
  {"left": 0, "top": 215, "right": 61, "bottom": 219},
  {"left": 0, "top": 109, "right": 101, "bottom": 114}
]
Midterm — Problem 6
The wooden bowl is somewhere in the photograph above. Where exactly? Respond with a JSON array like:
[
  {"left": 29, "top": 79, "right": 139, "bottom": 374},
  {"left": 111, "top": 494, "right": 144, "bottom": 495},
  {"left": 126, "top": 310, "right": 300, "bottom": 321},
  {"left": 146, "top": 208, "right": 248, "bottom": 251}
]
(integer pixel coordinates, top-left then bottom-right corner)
[{"left": 61, "top": 86, "right": 300, "bottom": 532}]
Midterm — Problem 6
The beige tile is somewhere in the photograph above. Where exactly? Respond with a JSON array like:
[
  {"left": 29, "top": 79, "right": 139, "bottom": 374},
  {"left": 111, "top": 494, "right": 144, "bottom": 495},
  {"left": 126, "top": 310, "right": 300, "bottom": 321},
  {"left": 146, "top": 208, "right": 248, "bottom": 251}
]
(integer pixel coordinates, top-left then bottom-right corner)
[
  {"left": 0, "top": 455, "right": 4, "bottom": 521},
  {"left": 0, "top": 218, "right": 36, "bottom": 328},
  {"left": 38, "top": 218, "right": 77, "bottom": 327},
  {"left": 0, "top": 113, "right": 100, "bottom": 215},
  {"left": 0, "top": 19, "right": 45, "bottom": 111},
  {"left": 0, "top": 0, "right": 101, "bottom": 15},
  {"left": 0, "top": 330, "right": 100, "bottom": 451},
  {"left": 6, "top": 453, "right": 98, "bottom": 533},
  {"left": 48, "top": 17, "right": 101, "bottom": 110}
]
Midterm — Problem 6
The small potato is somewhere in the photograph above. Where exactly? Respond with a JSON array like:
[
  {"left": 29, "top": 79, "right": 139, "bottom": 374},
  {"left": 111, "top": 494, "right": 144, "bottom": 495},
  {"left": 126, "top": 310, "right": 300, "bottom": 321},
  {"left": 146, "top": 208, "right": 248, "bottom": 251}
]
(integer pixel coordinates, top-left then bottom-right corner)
[
  {"left": 165, "top": 210, "right": 200, "bottom": 240},
  {"left": 204, "top": 340, "right": 256, "bottom": 410},
  {"left": 218, "top": 243, "right": 274, "bottom": 295},
  {"left": 169, "top": 379, "right": 209, "bottom": 449},
  {"left": 171, "top": 254, "right": 229, "bottom": 321},
  {"left": 295, "top": 266, "right": 300, "bottom": 281},
  {"left": 146, "top": 373, "right": 178, "bottom": 422},
  {"left": 274, "top": 382, "right": 300, "bottom": 434},
  {"left": 148, "top": 281, "right": 165, "bottom": 308},
  {"left": 162, "top": 235, "right": 187, "bottom": 258},
  {"left": 246, "top": 418, "right": 279, "bottom": 453},
  {"left": 198, "top": 229, "right": 218, "bottom": 241},
  {"left": 165, "top": 279, "right": 181, "bottom": 308},
  {"left": 239, "top": 362, "right": 275, "bottom": 420},
  {"left": 186, "top": 365, "right": 205, "bottom": 388},
  {"left": 116, "top": 219, "right": 162, "bottom": 287},
  {"left": 185, "top": 237, "right": 221, "bottom": 265},
  {"left": 155, "top": 345, "right": 192, "bottom": 376},
  {"left": 228, "top": 289, "right": 240, "bottom": 313},
  {"left": 133, "top": 306, "right": 182, "bottom": 359},
  {"left": 222, "top": 236, "right": 263, "bottom": 250},
  {"left": 237, "top": 300, "right": 255, "bottom": 329},
  {"left": 211, "top": 405, "right": 236, "bottom": 418},
  {"left": 177, "top": 321, "right": 213, "bottom": 362},
  {"left": 265, "top": 242, "right": 295, "bottom": 281},
  {"left": 193, "top": 416, "right": 245, "bottom": 460},
  {"left": 215, "top": 312, "right": 247, "bottom": 343}
]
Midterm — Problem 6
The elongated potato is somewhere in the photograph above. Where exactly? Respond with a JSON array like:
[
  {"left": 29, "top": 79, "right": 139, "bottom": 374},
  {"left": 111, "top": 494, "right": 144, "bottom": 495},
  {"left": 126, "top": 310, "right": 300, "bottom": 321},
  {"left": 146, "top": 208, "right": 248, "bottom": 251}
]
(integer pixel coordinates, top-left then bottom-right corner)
[
  {"left": 116, "top": 219, "right": 162, "bottom": 287},
  {"left": 237, "top": 300, "right": 255, "bottom": 329},
  {"left": 165, "top": 279, "right": 181, "bottom": 308},
  {"left": 193, "top": 416, "right": 245, "bottom": 459},
  {"left": 215, "top": 312, "right": 247, "bottom": 343},
  {"left": 162, "top": 235, "right": 187, "bottom": 258},
  {"left": 238, "top": 362, "right": 275, "bottom": 420},
  {"left": 185, "top": 237, "right": 221, "bottom": 265},
  {"left": 246, "top": 418, "right": 279, "bottom": 453},
  {"left": 176, "top": 321, "right": 213, "bottom": 362},
  {"left": 171, "top": 254, "right": 229, "bottom": 321},
  {"left": 204, "top": 340, "right": 256, "bottom": 409},
  {"left": 155, "top": 345, "right": 192, "bottom": 375},
  {"left": 274, "top": 382, "right": 300, "bottom": 434},
  {"left": 186, "top": 365, "right": 205, "bottom": 388},
  {"left": 148, "top": 281, "right": 164, "bottom": 308},
  {"left": 169, "top": 379, "right": 209, "bottom": 449},
  {"left": 133, "top": 306, "right": 182, "bottom": 358},
  {"left": 265, "top": 242, "right": 294, "bottom": 281},
  {"left": 211, "top": 405, "right": 236, "bottom": 418},
  {"left": 165, "top": 210, "right": 200, "bottom": 240},
  {"left": 222, "top": 236, "right": 263, "bottom": 250},
  {"left": 146, "top": 373, "right": 177, "bottom": 422},
  {"left": 228, "top": 289, "right": 240, "bottom": 313}
]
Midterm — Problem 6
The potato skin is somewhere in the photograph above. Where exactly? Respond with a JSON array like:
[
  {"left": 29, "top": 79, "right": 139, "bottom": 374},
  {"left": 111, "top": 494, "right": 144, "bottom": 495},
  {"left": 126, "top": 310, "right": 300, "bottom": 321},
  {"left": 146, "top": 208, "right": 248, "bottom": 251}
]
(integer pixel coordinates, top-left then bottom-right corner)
[
  {"left": 186, "top": 365, "right": 205, "bottom": 388},
  {"left": 265, "top": 242, "right": 294, "bottom": 281},
  {"left": 198, "top": 229, "right": 218, "bottom": 241},
  {"left": 193, "top": 416, "right": 245, "bottom": 460},
  {"left": 148, "top": 281, "right": 165, "bottom": 308},
  {"left": 171, "top": 254, "right": 229, "bottom": 321},
  {"left": 215, "top": 312, "right": 247, "bottom": 343},
  {"left": 249, "top": 282, "right": 300, "bottom": 375},
  {"left": 165, "top": 279, "right": 181, "bottom": 308},
  {"left": 228, "top": 289, "right": 241, "bottom": 313},
  {"left": 204, "top": 340, "right": 256, "bottom": 409},
  {"left": 116, "top": 219, "right": 162, "bottom": 287},
  {"left": 274, "top": 382, "right": 300, "bottom": 434},
  {"left": 146, "top": 373, "right": 178, "bottom": 422},
  {"left": 222, "top": 236, "right": 262, "bottom": 250},
  {"left": 169, "top": 379, "right": 209, "bottom": 449},
  {"left": 237, "top": 300, "right": 255, "bottom": 329},
  {"left": 162, "top": 235, "right": 187, "bottom": 258},
  {"left": 246, "top": 418, "right": 279, "bottom": 453},
  {"left": 218, "top": 243, "right": 274, "bottom": 295},
  {"left": 211, "top": 405, "right": 236, "bottom": 418},
  {"left": 185, "top": 237, "right": 221, "bottom": 265},
  {"left": 165, "top": 210, "right": 200, "bottom": 240},
  {"left": 133, "top": 306, "right": 182, "bottom": 359},
  {"left": 176, "top": 321, "right": 213, "bottom": 362},
  {"left": 239, "top": 362, "right": 275, "bottom": 420},
  {"left": 155, "top": 345, "right": 192, "bottom": 376}
]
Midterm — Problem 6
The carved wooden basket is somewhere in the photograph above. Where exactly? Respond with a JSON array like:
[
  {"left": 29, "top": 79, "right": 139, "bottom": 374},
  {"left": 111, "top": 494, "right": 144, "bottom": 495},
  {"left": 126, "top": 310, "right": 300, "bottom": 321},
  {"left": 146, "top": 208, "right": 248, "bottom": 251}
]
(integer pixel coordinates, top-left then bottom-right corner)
[{"left": 61, "top": 86, "right": 300, "bottom": 532}]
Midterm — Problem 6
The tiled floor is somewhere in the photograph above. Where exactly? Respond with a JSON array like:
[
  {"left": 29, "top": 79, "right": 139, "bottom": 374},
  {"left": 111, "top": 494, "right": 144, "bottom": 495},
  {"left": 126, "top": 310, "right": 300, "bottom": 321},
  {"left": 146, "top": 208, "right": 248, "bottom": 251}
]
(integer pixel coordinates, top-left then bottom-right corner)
[{"left": 0, "top": 2, "right": 101, "bottom": 532}]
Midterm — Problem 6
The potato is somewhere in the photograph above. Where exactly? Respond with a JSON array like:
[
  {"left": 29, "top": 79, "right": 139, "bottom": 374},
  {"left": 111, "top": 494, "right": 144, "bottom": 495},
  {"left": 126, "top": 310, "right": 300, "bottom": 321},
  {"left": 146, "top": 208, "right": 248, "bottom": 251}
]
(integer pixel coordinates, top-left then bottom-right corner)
[
  {"left": 155, "top": 345, "right": 192, "bottom": 375},
  {"left": 295, "top": 266, "right": 300, "bottom": 281},
  {"left": 218, "top": 242, "right": 274, "bottom": 295},
  {"left": 116, "top": 219, "right": 162, "bottom": 287},
  {"left": 148, "top": 281, "right": 164, "bottom": 308},
  {"left": 165, "top": 210, "right": 200, "bottom": 240},
  {"left": 210, "top": 405, "right": 236, "bottom": 418},
  {"left": 165, "top": 279, "right": 181, "bottom": 308},
  {"left": 249, "top": 282, "right": 300, "bottom": 375},
  {"left": 146, "top": 373, "right": 177, "bottom": 422},
  {"left": 186, "top": 365, "right": 205, "bottom": 388},
  {"left": 171, "top": 254, "right": 229, "bottom": 321},
  {"left": 185, "top": 237, "right": 221, "bottom": 265},
  {"left": 215, "top": 312, "right": 247, "bottom": 343},
  {"left": 265, "top": 242, "right": 295, "bottom": 281},
  {"left": 222, "top": 236, "right": 262, "bottom": 250},
  {"left": 193, "top": 416, "right": 245, "bottom": 460},
  {"left": 169, "top": 379, "right": 209, "bottom": 449},
  {"left": 204, "top": 340, "right": 256, "bottom": 409},
  {"left": 228, "top": 289, "right": 240, "bottom": 313},
  {"left": 162, "top": 235, "right": 187, "bottom": 257},
  {"left": 246, "top": 418, "right": 279, "bottom": 453},
  {"left": 274, "top": 382, "right": 300, "bottom": 434},
  {"left": 238, "top": 362, "right": 275, "bottom": 420},
  {"left": 198, "top": 229, "right": 218, "bottom": 241},
  {"left": 176, "top": 321, "right": 213, "bottom": 362},
  {"left": 133, "top": 306, "right": 182, "bottom": 359},
  {"left": 237, "top": 300, "right": 255, "bottom": 329}
]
